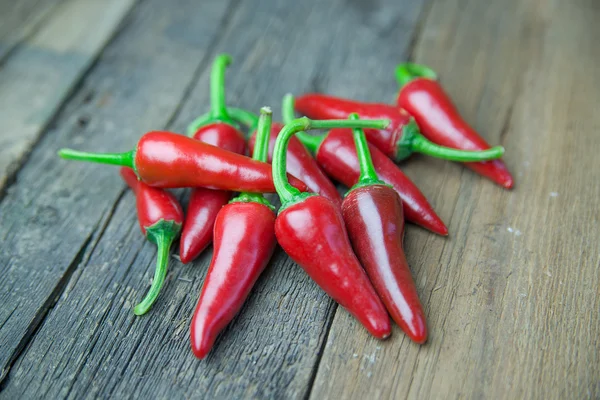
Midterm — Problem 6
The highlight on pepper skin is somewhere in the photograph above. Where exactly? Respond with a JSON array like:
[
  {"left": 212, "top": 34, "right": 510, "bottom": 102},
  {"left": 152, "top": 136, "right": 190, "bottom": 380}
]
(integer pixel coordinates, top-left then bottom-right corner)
[{"left": 53, "top": 52, "right": 516, "bottom": 360}]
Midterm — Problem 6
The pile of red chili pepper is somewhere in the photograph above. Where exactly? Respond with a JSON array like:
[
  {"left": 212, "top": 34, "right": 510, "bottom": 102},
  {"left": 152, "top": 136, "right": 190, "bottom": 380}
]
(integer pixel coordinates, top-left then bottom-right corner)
[{"left": 58, "top": 54, "right": 511, "bottom": 358}]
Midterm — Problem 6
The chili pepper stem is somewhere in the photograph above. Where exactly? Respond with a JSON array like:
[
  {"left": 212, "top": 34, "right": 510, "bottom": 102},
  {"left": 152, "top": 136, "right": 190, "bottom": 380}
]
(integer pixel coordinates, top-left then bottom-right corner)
[
  {"left": 210, "top": 54, "right": 232, "bottom": 121},
  {"left": 186, "top": 114, "right": 212, "bottom": 136},
  {"left": 58, "top": 148, "right": 135, "bottom": 170},
  {"left": 348, "top": 114, "right": 386, "bottom": 188},
  {"left": 133, "top": 220, "right": 180, "bottom": 316},
  {"left": 231, "top": 107, "right": 275, "bottom": 210},
  {"left": 273, "top": 117, "right": 391, "bottom": 207},
  {"left": 228, "top": 108, "right": 259, "bottom": 131},
  {"left": 409, "top": 135, "right": 505, "bottom": 161},
  {"left": 252, "top": 107, "right": 271, "bottom": 163},
  {"left": 282, "top": 94, "right": 326, "bottom": 155},
  {"left": 395, "top": 119, "right": 505, "bottom": 162},
  {"left": 281, "top": 93, "right": 297, "bottom": 125},
  {"left": 395, "top": 63, "right": 438, "bottom": 88},
  {"left": 187, "top": 54, "right": 237, "bottom": 135}
]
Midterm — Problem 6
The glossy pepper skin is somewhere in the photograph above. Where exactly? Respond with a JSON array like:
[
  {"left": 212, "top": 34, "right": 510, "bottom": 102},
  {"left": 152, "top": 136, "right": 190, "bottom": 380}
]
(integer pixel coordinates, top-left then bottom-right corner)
[
  {"left": 271, "top": 116, "right": 392, "bottom": 338},
  {"left": 120, "top": 167, "right": 184, "bottom": 315},
  {"left": 179, "top": 124, "right": 245, "bottom": 263},
  {"left": 191, "top": 108, "right": 277, "bottom": 359},
  {"left": 179, "top": 54, "right": 248, "bottom": 264},
  {"left": 276, "top": 196, "right": 390, "bottom": 338},
  {"left": 295, "top": 93, "right": 410, "bottom": 159},
  {"left": 395, "top": 63, "right": 514, "bottom": 188},
  {"left": 294, "top": 93, "right": 504, "bottom": 163},
  {"left": 180, "top": 189, "right": 231, "bottom": 264},
  {"left": 222, "top": 107, "right": 342, "bottom": 208},
  {"left": 341, "top": 115, "right": 427, "bottom": 343},
  {"left": 306, "top": 127, "right": 448, "bottom": 236},
  {"left": 191, "top": 202, "right": 276, "bottom": 358},
  {"left": 58, "top": 131, "right": 308, "bottom": 193},
  {"left": 247, "top": 122, "right": 342, "bottom": 208},
  {"left": 343, "top": 186, "right": 427, "bottom": 342}
]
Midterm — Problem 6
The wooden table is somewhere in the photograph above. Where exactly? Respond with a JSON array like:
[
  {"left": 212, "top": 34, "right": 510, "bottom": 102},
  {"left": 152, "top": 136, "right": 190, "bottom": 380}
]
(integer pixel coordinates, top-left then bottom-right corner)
[{"left": 1, "top": 0, "right": 598, "bottom": 398}]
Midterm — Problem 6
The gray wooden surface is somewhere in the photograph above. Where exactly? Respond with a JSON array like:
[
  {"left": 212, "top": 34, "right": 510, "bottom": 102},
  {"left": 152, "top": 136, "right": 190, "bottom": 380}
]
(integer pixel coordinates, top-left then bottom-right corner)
[{"left": 0, "top": 0, "right": 598, "bottom": 399}]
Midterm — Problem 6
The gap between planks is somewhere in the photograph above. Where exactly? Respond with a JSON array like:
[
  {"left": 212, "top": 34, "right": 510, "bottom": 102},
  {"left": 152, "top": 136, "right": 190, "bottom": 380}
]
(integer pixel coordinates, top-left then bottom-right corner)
[
  {"left": 0, "top": 0, "right": 244, "bottom": 389},
  {"left": 0, "top": 0, "right": 64, "bottom": 66},
  {"left": 0, "top": 0, "right": 138, "bottom": 201}
]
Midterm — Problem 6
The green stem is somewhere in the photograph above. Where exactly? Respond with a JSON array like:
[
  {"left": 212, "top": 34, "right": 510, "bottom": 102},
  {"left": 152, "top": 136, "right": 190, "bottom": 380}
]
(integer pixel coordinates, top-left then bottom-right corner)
[
  {"left": 349, "top": 114, "right": 383, "bottom": 186},
  {"left": 273, "top": 117, "right": 390, "bottom": 207},
  {"left": 252, "top": 107, "right": 271, "bottom": 163},
  {"left": 228, "top": 108, "right": 259, "bottom": 131},
  {"left": 395, "top": 120, "right": 505, "bottom": 162},
  {"left": 133, "top": 222, "right": 179, "bottom": 316},
  {"left": 230, "top": 107, "right": 274, "bottom": 209},
  {"left": 282, "top": 93, "right": 326, "bottom": 155},
  {"left": 411, "top": 136, "right": 505, "bottom": 161},
  {"left": 58, "top": 148, "right": 135, "bottom": 169},
  {"left": 210, "top": 54, "right": 233, "bottom": 121},
  {"left": 186, "top": 54, "right": 237, "bottom": 136},
  {"left": 187, "top": 107, "right": 257, "bottom": 137},
  {"left": 186, "top": 113, "right": 212, "bottom": 136},
  {"left": 395, "top": 63, "right": 438, "bottom": 89},
  {"left": 281, "top": 93, "right": 296, "bottom": 124},
  {"left": 309, "top": 119, "right": 389, "bottom": 130}
]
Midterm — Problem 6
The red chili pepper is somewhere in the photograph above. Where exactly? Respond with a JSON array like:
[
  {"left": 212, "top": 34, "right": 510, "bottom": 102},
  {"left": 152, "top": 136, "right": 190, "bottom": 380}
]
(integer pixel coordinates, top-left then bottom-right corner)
[
  {"left": 294, "top": 93, "right": 504, "bottom": 162},
  {"left": 271, "top": 116, "right": 392, "bottom": 339},
  {"left": 120, "top": 167, "right": 184, "bottom": 315},
  {"left": 342, "top": 114, "right": 427, "bottom": 343},
  {"left": 287, "top": 95, "right": 447, "bottom": 235},
  {"left": 179, "top": 54, "right": 247, "bottom": 264},
  {"left": 58, "top": 131, "right": 307, "bottom": 193},
  {"left": 227, "top": 107, "right": 342, "bottom": 208},
  {"left": 191, "top": 108, "right": 277, "bottom": 359},
  {"left": 395, "top": 63, "right": 514, "bottom": 188}
]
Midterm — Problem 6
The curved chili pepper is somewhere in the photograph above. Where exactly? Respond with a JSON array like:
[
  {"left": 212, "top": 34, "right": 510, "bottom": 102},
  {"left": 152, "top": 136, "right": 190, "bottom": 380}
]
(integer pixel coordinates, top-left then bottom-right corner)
[
  {"left": 58, "top": 131, "right": 307, "bottom": 193},
  {"left": 302, "top": 127, "right": 447, "bottom": 235},
  {"left": 179, "top": 54, "right": 247, "bottom": 264},
  {"left": 120, "top": 167, "right": 184, "bottom": 315},
  {"left": 272, "top": 116, "right": 392, "bottom": 339},
  {"left": 395, "top": 63, "right": 514, "bottom": 188},
  {"left": 294, "top": 93, "right": 504, "bottom": 162},
  {"left": 342, "top": 114, "right": 427, "bottom": 343},
  {"left": 191, "top": 108, "right": 277, "bottom": 359},
  {"left": 287, "top": 95, "right": 447, "bottom": 235},
  {"left": 228, "top": 107, "right": 342, "bottom": 208}
]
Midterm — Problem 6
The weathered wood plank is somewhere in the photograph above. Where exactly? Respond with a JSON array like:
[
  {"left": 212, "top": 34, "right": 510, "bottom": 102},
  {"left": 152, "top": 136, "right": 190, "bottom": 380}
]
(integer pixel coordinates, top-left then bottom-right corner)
[
  {"left": 0, "top": 0, "right": 233, "bottom": 387},
  {"left": 309, "top": 0, "right": 600, "bottom": 399},
  {"left": 0, "top": 0, "right": 136, "bottom": 193},
  {"left": 0, "top": 0, "right": 430, "bottom": 398},
  {"left": 0, "top": 0, "right": 63, "bottom": 62}
]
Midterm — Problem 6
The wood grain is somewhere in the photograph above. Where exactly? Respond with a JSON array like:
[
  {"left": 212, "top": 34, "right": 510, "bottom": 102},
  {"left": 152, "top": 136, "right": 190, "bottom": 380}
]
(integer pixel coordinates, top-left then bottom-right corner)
[
  {"left": 0, "top": 0, "right": 135, "bottom": 193},
  {"left": 0, "top": 0, "right": 598, "bottom": 398},
  {"left": 0, "top": 0, "right": 431, "bottom": 397},
  {"left": 0, "top": 0, "right": 63, "bottom": 63},
  {"left": 309, "top": 0, "right": 600, "bottom": 399},
  {"left": 0, "top": 0, "right": 232, "bottom": 386}
]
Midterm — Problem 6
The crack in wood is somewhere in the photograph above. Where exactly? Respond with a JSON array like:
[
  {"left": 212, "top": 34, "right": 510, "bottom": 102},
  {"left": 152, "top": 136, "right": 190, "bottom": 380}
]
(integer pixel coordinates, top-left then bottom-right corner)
[
  {"left": 0, "top": 187, "right": 127, "bottom": 391},
  {"left": 303, "top": 302, "right": 338, "bottom": 400},
  {"left": 0, "top": 0, "right": 64, "bottom": 67},
  {"left": 0, "top": 233, "right": 95, "bottom": 390}
]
